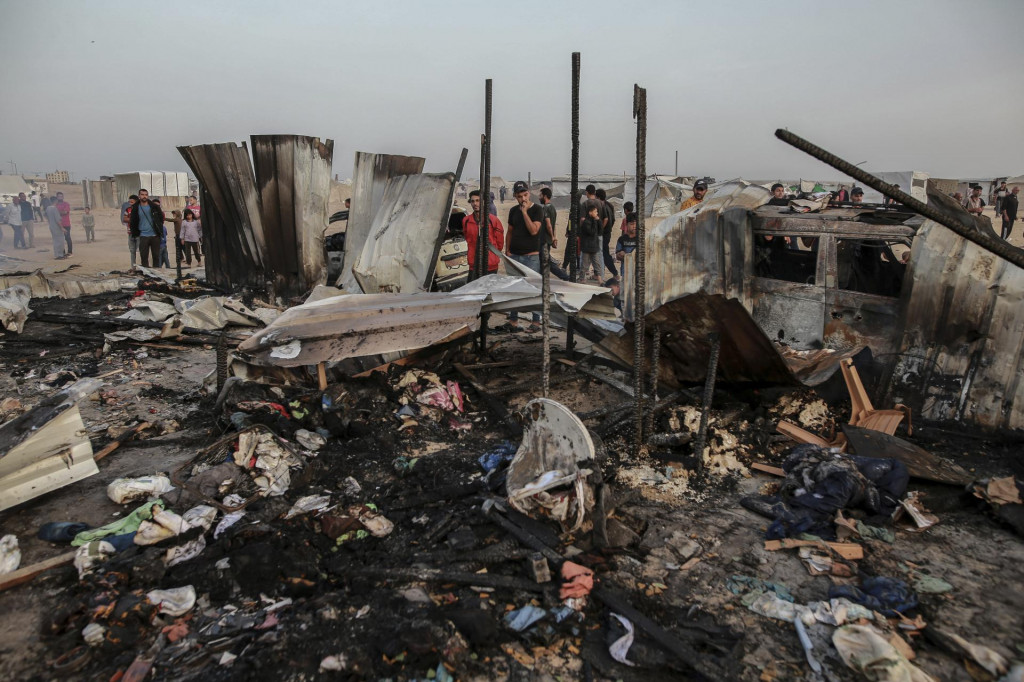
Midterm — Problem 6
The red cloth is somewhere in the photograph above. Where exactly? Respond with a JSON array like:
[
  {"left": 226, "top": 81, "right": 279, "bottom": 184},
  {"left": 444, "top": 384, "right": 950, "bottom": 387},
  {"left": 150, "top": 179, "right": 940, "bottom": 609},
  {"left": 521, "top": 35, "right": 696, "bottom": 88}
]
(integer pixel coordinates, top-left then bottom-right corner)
[
  {"left": 463, "top": 212, "right": 504, "bottom": 273},
  {"left": 559, "top": 561, "right": 595, "bottom": 599}
]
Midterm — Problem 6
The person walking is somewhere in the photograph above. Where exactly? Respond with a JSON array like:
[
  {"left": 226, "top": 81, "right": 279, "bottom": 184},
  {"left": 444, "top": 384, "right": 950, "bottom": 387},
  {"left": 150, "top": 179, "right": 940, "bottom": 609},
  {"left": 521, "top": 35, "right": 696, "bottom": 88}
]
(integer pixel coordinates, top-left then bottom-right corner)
[
  {"left": 595, "top": 188, "right": 618, "bottom": 282},
  {"left": 18, "top": 192, "right": 34, "bottom": 249},
  {"left": 81, "top": 206, "right": 95, "bottom": 242},
  {"left": 128, "top": 189, "right": 164, "bottom": 267},
  {"left": 4, "top": 195, "right": 24, "bottom": 249},
  {"left": 30, "top": 191, "right": 42, "bottom": 222},
  {"left": 1001, "top": 187, "right": 1019, "bottom": 240},
  {"left": 180, "top": 208, "right": 203, "bottom": 265},
  {"left": 995, "top": 181, "right": 1008, "bottom": 216},
  {"left": 963, "top": 186, "right": 986, "bottom": 216},
  {"left": 45, "top": 197, "right": 66, "bottom": 259}
]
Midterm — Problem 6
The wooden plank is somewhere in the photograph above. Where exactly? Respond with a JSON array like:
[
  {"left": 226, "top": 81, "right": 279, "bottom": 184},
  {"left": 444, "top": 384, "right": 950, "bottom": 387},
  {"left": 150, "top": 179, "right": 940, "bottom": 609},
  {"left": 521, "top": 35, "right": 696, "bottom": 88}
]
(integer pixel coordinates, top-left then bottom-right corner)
[
  {"left": 316, "top": 362, "right": 328, "bottom": 391},
  {"left": 94, "top": 421, "right": 151, "bottom": 463},
  {"left": 0, "top": 551, "right": 76, "bottom": 592},
  {"left": 751, "top": 462, "right": 785, "bottom": 477},
  {"left": 764, "top": 539, "right": 864, "bottom": 560},
  {"left": 776, "top": 420, "right": 832, "bottom": 447}
]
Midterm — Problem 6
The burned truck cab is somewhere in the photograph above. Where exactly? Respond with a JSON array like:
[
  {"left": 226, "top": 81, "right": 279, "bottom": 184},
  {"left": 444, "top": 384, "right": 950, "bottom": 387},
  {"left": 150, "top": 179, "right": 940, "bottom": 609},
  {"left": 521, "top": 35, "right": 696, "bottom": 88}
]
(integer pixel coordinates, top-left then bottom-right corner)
[{"left": 749, "top": 205, "right": 917, "bottom": 355}]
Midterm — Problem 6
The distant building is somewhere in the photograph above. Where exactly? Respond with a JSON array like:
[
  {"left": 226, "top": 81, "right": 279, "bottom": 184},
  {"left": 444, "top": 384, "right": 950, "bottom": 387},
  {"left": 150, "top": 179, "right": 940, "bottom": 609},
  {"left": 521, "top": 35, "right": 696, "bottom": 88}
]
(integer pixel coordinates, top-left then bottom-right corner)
[{"left": 46, "top": 170, "right": 71, "bottom": 184}]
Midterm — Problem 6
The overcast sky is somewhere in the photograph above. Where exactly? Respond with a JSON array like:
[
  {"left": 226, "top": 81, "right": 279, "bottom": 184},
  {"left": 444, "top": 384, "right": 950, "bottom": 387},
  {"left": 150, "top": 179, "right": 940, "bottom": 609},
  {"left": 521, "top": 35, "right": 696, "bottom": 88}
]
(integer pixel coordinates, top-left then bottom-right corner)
[{"left": 1, "top": 0, "right": 1021, "bottom": 184}]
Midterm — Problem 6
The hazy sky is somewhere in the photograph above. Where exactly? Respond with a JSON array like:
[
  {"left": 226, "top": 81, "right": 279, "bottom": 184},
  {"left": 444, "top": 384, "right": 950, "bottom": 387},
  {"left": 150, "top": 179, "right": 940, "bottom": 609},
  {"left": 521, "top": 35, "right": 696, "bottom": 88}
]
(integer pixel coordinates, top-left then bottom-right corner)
[{"left": 1, "top": 0, "right": 1021, "bottom": 184}]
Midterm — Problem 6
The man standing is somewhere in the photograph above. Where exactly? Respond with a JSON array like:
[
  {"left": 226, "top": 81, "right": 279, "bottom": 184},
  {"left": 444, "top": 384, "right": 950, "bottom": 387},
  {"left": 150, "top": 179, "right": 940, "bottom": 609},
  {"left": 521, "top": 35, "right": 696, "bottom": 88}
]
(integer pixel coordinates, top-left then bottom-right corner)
[
  {"left": 964, "top": 186, "right": 986, "bottom": 216},
  {"left": 18, "top": 192, "right": 34, "bottom": 248},
  {"left": 538, "top": 188, "right": 570, "bottom": 281},
  {"left": 82, "top": 206, "right": 96, "bottom": 242},
  {"left": 502, "top": 180, "right": 544, "bottom": 332},
  {"left": 4, "top": 195, "right": 24, "bottom": 249},
  {"left": 45, "top": 197, "right": 66, "bottom": 259},
  {"left": 995, "top": 181, "right": 1008, "bottom": 216},
  {"left": 499, "top": 185, "right": 507, "bottom": 203},
  {"left": 835, "top": 185, "right": 849, "bottom": 202},
  {"left": 129, "top": 189, "right": 164, "bottom": 268},
  {"left": 463, "top": 189, "right": 504, "bottom": 275},
  {"left": 55, "top": 192, "right": 72, "bottom": 256},
  {"left": 850, "top": 187, "right": 865, "bottom": 203},
  {"left": 30, "top": 191, "right": 42, "bottom": 223},
  {"left": 680, "top": 180, "right": 708, "bottom": 211},
  {"left": 595, "top": 188, "right": 618, "bottom": 282},
  {"left": 1001, "top": 186, "right": 1019, "bottom": 240},
  {"left": 123, "top": 194, "right": 139, "bottom": 267}
]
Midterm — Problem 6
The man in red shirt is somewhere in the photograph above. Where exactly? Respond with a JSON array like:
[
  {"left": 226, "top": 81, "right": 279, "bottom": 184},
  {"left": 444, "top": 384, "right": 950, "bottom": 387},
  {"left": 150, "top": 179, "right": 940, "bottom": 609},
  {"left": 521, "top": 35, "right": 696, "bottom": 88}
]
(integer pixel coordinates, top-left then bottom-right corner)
[{"left": 463, "top": 189, "right": 504, "bottom": 275}]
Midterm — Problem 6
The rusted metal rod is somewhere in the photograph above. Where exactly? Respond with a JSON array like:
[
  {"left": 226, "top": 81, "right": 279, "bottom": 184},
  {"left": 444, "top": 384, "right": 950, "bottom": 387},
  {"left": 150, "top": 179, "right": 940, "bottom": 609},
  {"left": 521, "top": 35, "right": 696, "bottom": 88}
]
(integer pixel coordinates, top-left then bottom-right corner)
[
  {"left": 645, "top": 324, "right": 660, "bottom": 436},
  {"left": 566, "top": 52, "right": 581, "bottom": 358},
  {"left": 692, "top": 332, "right": 720, "bottom": 475},
  {"left": 633, "top": 84, "right": 648, "bottom": 449},
  {"left": 541, "top": 243, "right": 551, "bottom": 397},
  {"left": 774, "top": 128, "right": 1024, "bottom": 270}
]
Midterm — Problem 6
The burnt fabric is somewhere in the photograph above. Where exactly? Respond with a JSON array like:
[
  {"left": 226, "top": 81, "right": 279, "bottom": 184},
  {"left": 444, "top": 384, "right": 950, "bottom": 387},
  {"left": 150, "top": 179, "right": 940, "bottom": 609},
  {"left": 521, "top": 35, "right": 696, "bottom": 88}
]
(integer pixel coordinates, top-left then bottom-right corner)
[
  {"left": 762, "top": 445, "right": 908, "bottom": 540},
  {"left": 829, "top": 576, "right": 918, "bottom": 617}
]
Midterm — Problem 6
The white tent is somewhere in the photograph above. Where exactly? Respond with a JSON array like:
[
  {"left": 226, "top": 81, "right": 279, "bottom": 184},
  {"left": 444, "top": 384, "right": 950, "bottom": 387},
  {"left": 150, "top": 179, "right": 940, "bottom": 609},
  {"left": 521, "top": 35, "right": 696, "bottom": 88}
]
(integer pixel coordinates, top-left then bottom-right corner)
[
  {"left": 0, "top": 175, "right": 34, "bottom": 203},
  {"left": 115, "top": 172, "right": 190, "bottom": 206}
]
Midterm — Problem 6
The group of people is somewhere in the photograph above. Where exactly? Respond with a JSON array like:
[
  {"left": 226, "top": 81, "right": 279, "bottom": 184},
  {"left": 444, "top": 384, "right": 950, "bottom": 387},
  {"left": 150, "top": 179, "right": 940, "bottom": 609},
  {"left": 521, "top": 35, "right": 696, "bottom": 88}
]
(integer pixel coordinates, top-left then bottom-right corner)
[
  {"left": 457, "top": 180, "right": 639, "bottom": 331},
  {"left": 120, "top": 192, "right": 203, "bottom": 269},
  {"left": 1, "top": 191, "right": 78, "bottom": 259}
]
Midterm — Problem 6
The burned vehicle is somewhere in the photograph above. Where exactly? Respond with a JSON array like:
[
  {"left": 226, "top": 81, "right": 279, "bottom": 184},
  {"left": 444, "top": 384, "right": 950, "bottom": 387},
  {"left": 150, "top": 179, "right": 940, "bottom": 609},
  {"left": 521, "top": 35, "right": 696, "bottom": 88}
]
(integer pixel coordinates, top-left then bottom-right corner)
[{"left": 621, "top": 181, "right": 1024, "bottom": 431}]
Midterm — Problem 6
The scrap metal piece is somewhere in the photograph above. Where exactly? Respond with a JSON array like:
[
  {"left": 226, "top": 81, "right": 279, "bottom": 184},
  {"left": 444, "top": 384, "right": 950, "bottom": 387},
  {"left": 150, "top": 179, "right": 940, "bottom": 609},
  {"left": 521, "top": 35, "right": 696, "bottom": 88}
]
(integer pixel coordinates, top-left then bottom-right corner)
[{"left": 338, "top": 152, "right": 425, "bottom": 291}]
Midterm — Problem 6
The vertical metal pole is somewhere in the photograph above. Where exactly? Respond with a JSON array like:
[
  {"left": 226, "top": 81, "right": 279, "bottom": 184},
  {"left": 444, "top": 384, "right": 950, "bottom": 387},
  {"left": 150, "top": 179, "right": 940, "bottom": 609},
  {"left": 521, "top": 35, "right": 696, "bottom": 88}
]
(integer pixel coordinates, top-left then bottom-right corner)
[
  {"left": 476, "top": 134, "right": 486, "bottom": 281},
  {"left": 633, "top": 85, "right": 647, "bottom": 449},
  {"left": 541, "top": 241, "right": 551, "bottom": 397},
  {"left": 645, "top": 324, "right": 660, "bottom": 437},
  {"left": 675, "top": 150, "right": 678, "bottom": 177},
  {"left": 527, "top": 172, "right": 531, "bottom": 192},
  {"left": 566, "top": 52, "right": 580, "bottom": 357},
  {"left": 478, "top": 79, "right": 493, "bottom": 353},
  {"left": 692, "top": 332, "right": 721, "bottom": 476}
]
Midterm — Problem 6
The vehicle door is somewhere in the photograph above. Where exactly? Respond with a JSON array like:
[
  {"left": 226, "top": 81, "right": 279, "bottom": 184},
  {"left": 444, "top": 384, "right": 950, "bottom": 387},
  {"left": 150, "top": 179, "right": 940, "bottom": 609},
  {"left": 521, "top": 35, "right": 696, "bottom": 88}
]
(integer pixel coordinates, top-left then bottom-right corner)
[{"left": 750, "top": 231, "right": 827, "bottom": 349}]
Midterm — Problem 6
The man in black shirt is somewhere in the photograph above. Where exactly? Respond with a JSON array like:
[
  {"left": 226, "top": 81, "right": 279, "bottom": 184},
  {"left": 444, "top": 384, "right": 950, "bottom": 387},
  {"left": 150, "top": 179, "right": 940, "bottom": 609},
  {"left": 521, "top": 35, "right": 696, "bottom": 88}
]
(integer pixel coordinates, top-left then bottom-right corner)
[
  {"left": 1001, "top": 186, "right": 1019, "bottom": 240},
  {"left": 502, "top": 180, "right": 545, "bottom": 332}
]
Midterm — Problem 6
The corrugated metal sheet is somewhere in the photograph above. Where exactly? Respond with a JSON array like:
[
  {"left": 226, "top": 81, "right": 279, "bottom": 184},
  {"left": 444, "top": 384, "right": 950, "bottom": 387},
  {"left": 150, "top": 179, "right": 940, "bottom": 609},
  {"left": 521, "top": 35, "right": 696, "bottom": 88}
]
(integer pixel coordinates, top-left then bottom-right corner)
[
  {"left": 338, "top": 152, "right": 425, "bottom": 291},
  {"left": 453, "top": 272, "right": 616, "bottom": 319},
  {"left": 251, "top": 135, "right": 333, "bottom": 297},
  {"left": 236, "top": 292, "right": 484, "bottom": 367},
  {"left": 621, "top": 181, "right": 769, "bottom": 321},
  {"left": 352, "top": 172, "right": 455, "bottom": 293},
  {"left": 883, "top": 218, "right": 1024, "bottom": 430},
  {"left": 177, "top": 136, "right": 332, "bottom": 299}
]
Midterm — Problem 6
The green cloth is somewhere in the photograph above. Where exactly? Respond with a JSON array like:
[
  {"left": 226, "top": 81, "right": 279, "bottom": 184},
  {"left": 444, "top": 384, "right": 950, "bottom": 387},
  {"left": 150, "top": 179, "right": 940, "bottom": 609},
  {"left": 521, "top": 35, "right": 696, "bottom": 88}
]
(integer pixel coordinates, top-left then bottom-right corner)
[
  {"left": 913, "top": 574, "right": 953, "bottom": 594},
  {"left": 71, "top": 500, "right": 163, "bottom": 547},
  {"left": 856, "top": 521, "right": 895, "bottom": 543},
  {"left": 727, "top": 575, "right": 794, "bottom": 603},
  {"left": 542, "top": 204, "right": 557, "bottom": 246}
]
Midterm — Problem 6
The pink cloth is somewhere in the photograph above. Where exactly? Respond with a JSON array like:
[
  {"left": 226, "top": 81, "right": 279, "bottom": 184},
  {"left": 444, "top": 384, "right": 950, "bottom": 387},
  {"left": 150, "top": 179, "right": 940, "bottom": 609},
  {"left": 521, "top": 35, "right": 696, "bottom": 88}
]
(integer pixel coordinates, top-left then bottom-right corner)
[{"left": 559, "top": 561, "right": 595, "bottom": 599}]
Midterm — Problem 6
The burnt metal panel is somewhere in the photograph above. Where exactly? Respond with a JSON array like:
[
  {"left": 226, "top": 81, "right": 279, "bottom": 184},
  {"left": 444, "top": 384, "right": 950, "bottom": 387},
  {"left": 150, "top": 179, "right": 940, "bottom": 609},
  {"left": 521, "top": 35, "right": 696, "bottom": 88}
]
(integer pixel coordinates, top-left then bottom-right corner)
[
  {"left": 236, "top": 292, "right": 484, "bottom": 367},
  {"left": 884, "top": 219, "right": 1024, "bottom": 431},
  {"left": 352, "top": 172, "right": 456, "bottom": 294},
  {"left": 338, "top": 152, "right": 425, "bottom": 291},
  {"left": 251, "top": 134, "right": 333, "bottom": 297}
]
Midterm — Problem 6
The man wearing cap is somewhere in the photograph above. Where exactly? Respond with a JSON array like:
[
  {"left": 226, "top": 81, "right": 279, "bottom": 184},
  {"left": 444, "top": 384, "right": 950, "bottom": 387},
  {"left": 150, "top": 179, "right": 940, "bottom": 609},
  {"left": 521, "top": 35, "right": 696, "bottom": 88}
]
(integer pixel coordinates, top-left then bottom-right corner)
[
  {"left": 850, "top": 188, "right": 865, "bottom": 204},
  {"left": 680, "top": 180, "right": 708, "bottom": 211},
  {"left": 502, "top": 180, "right": 545, "bottom": 332},
  {"left": 1000, "top": 187, "right": 1018, "bottom": 240},
  {"left": 995, "top": 181, "right": 1008, "bottom": 216}
]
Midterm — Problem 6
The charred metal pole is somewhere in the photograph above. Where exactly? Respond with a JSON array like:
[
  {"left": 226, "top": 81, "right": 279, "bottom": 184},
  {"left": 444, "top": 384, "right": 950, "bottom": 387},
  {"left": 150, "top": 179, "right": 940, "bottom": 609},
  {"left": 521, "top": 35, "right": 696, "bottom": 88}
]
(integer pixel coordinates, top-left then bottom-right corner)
[
  {"left": 541, "top": 238, "right": 551, "bottom": 397},
  {"left": 775, "top": 129, "right": 1024, "bottom": 270},
  {"left": 692, "top": 332, "right": 720, "bottom": 476},
  {"left": 633, "top": 84, "right": 647, "bottom": 449},
  {"left": 645, "top": 324, "right": 660, "bottom": 437},
  {"left": 478, "top": 80, "right": 493, "bottom": 352},
  {"left": 566, "top": 52, "right": 580, "bottom": 358}
]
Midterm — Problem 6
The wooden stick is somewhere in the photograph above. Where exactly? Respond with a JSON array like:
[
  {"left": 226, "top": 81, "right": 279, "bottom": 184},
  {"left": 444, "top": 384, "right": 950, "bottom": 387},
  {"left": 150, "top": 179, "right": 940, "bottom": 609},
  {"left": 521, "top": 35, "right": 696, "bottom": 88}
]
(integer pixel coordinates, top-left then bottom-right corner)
[
  {"left": 94, "top": 421, "right": 151, "bottom": 462},
  {"left": 751, "top": 462, "right": 786, "bottom": 477},
  {"left": 0, "top": 551, "right": 77, "bottom": 592},
  {"left": 764, "top": 539, "right": 864, "bottom": 560},
  {"left": 316, "top": 362, "right": 328, "bottom": 391}
]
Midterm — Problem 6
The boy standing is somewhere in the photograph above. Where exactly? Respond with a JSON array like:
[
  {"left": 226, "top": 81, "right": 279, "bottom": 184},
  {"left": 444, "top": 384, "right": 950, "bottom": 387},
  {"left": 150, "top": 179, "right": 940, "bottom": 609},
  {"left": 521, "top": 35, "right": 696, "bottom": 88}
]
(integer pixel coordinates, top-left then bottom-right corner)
[
  {"left": 579, "top": 203, "right": 604, "bottom": 282},
  {"left": 82, "top": 207, "right": 95, "bottom": 242}
]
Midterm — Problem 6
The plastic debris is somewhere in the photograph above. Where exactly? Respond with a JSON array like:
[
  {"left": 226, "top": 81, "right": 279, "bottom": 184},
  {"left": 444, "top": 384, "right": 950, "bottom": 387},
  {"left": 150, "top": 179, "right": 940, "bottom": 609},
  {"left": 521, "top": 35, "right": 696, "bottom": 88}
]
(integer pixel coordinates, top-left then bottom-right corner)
[
  {"left": 74, "top": 540, "right": 116, "bottom": 578},
  {"left": 504, "top": 605, "right": 547, "bottom": 632},
  {"left": 107, "top": 475, "right": 175, "bottom": 505},
  {"left": 830, "top": 577, "right": 918, "bottom": 617},
  {"left": 284, "top": 494, "right": 332, "bottom": 519},
  {"left": 833, "top": 625, "right": 936, "bottom": 682},
  {"left": 608, "top": 613, "right": 637, "bottom": 667},
  {"left": 37, "top": 522, "right": 91, "bottom": 543},
  {"left": 294, "top": 429, "right": 326, "bottom": 452},
  {"left": 728, "top": 575, "right": 794, "bottom": 602},
  {"left": 478, "top": 441, "right": 517, "bottom": 473},
  {"left": 507, "top": 399, "right": 596, "bottom": 532},
  {"left": 0, "top": 535, "right": 21, "bottom": 575},
  {"left": 320, "top": 654, "right": 347, "bottom": 671},
  {"left": 147, "top": 586, "right": 197, "bottom": 616},
  {"left": 559, "top": 561, "right": 595, "bottom": 600},
  {"left": 82, "top": 623, "right": 106, "bottom": 646}
]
